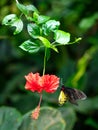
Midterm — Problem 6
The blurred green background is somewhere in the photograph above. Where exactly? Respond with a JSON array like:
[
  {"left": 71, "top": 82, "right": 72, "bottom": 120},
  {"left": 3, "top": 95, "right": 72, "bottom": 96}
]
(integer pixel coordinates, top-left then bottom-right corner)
[{"left": 0, "top": 0, "right": 98, "bottom": 130}]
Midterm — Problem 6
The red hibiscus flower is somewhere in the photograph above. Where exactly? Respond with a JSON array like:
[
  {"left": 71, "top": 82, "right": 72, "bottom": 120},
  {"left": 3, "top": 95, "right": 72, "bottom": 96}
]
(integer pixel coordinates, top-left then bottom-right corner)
[
  {"left": 25, "top": 72, "right": 59, "bottom": 93},
  {"left": 25, "top": 72, "right": 60, "bottom": 120}
]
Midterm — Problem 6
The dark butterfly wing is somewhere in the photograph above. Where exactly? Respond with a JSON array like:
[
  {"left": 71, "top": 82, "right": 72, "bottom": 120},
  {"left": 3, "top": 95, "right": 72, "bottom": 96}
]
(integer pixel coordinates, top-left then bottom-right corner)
[{"left": 62, "top": 86, "right": 87, "bottom": 105}]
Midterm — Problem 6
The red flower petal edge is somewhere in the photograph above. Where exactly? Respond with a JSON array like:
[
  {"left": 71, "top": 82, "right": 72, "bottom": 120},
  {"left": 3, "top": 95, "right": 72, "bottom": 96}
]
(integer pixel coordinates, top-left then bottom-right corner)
[
  {"left": 42, "top": 74, "right": 60, "bottom": 93},
  {"left": 25, "top": 73, "right": 43, "bottom": 93}
]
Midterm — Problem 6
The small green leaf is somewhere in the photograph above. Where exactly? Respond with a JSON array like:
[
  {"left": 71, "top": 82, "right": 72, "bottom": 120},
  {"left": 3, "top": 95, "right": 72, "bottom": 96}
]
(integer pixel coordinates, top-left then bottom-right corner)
[
  {"left": 2, "top": 14, "right": 17, "bottom": 25},
  {"left": 37, "top": 15, "right": 50, "bottom": 24},
  {"left": 33, "top": 11, "right": 39, "bottom": 22},
  {"left": 27, "top": 23, "right": 40, "bottom": 38},
  {"left": 54, "top": 30, "right": 70, "bottom": 45},
  {"left": 68, "top": 37, "right": 82, "bottom": 45},
  {"left": 42, "top": 20, "right": 60, "bottom": 35},
  {"left": 16, "top": 1, "right": 29, "bottom": 15},
  {"left": 12, "top": 19, "right": 23, "bottom": 35},
  {"left": 26, "top": 5, "right": 39, "bottom": 13},
  {"left": 0, "top": 106, "right": 22, "bottom": 130},
  {"left": 37, "top": 36, "right": 58, "bottom": 52},
  {"left": 51, "top": 45, "right": 58, "bottom": 53},
  {"left": 16, "top": 0, "right": 38, "bottom": 16},
  {"left": 37, "top": 36, "right": 51, "bottom": 48},
  {"left": 75, "top": 37, "right": 82, "bottom": 42},
  {"left": 33, "top": 12, "right": 50, "bottom": 24},
  {"left": 19, "top": 40, "right": 41, "bottom": 53},
  {"left": 2, "top": 14, "right": 23, "bottom": 34}
]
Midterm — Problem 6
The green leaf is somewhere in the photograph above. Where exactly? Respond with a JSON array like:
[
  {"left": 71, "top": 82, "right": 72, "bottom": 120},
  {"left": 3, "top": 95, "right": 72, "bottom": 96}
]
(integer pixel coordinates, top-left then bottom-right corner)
[
  {"left": 79, "top": 13, "right": 98, "bottom": 32},
  {"left": 2, "top": 14, "right": 23, "bottom": 35},
  {"left": 37, "top": 15, "right": 50, "bottom": 24},
  {"left": 12, "top": 19, "right": 23, "bottom": 35},
  {"left": 71, "top": 46, "right": 97, "bottom": 88},
  {"left": 0, "top": 106, "right": 22, "bottom": 130},
  {"left": 54, "top": 30, "right": 70, "bottom": 45},
  {"left": 50, "top": 45, "right": 58, "bottom": 53},
  {"left": 68, "top": 37, "right": 82, "bottom": 45},
  {"left": 75, "top": 37, "right": 82, "bottom": 42},
  {"left": 27, "top": 23, "right": 40, "bottom": 38},
  {"left": 16, "top": 0, "right": 38, "bottom": 16},
  {"left": 19, "top": 40, "right": 41, "bottom": 53},
  {"left": 26, "top": 5, "right": 39, "bottom": 13},
  {"left": 37, "top": 36, "right": 58, "bottom": 52},
  {"left": 59, "top": 107, "right": 77, "bottom": 130},
  {"left": 42, "top": 20, "right": 60, "bottom": 35},
  {"left": 37, "top": 36, "right": 51, "bottom": 48},
  {"left": 2, "top": 14, "right": 17, "bottom": 25},
  {"left": 33, "top": 11, "right": 39, "bottom": 21},
  {"left": 74, "top": 96, "right": 98, "bottom": 114},
  {"left": 33, "top": 12, "right": 50, "bottom": 24},
  {"left": 19, "top": 107, "right": 66, "bottom": 130},
  {"left": 16, "top": 0, "right": 28, "bottom": 15},
  {"left": 85, "top": 118, "right": 98, "bottom": 129}
]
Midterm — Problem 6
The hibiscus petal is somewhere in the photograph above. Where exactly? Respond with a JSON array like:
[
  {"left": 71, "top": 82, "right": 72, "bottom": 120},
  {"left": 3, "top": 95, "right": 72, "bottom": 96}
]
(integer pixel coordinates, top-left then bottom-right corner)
[
  {"left": 25, "top": 72, "right": 43, "bottom": 93},
  {"left": 42, "top": 74, "right": 60, "bottom": 93}
]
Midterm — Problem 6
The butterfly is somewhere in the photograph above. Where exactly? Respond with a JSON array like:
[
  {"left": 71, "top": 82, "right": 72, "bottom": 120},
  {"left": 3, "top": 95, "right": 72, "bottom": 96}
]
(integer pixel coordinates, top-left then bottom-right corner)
[{"left": 58, "top": 85, "right": 87, "bottom": 105}]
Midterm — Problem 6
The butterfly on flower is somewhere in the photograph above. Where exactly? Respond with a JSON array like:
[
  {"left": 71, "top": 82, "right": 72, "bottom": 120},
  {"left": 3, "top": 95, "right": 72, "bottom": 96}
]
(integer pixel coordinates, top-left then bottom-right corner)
[{"left": 58, "top": 85, "right": 87, "bottom": 105}]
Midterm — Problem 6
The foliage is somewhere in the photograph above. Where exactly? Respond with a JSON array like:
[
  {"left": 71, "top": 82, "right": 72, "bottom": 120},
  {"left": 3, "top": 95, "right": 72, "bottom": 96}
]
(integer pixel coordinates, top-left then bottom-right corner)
[
  {"left": 0, "top": 0, "right": 98, "bottom": 130},
  {"left": 2, "top": 0, "right": 80, "bottom": 55},
  {"left": 0, "top": 106, "right": 22, "bottom": 130},
  {"left": 0, "top": 106, "right": 65, "bottom": 130},
  {"left": 19, "top": 107, "right": 66, "bottom": 130}
]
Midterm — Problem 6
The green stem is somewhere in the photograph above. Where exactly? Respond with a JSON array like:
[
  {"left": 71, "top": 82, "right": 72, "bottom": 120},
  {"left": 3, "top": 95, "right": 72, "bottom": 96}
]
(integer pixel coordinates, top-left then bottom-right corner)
[{"left": 43, "top": 47, "right": 47, "bottom": 76}]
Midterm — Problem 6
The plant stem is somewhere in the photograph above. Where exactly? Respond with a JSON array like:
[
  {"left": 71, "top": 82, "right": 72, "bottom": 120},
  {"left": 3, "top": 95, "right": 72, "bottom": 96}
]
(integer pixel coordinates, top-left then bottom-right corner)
[
  {"left": 43, "top": 47, "right": 47, "bottom": 76},
  {"left": 38, "top": 93, "right": 42, "bottom": 106}
]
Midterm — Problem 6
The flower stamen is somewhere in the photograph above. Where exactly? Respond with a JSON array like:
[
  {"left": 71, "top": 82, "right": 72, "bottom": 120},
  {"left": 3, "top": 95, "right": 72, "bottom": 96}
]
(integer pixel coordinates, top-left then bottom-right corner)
[{"left": 31, "top": 93, "right": 42, "bottom": 120}]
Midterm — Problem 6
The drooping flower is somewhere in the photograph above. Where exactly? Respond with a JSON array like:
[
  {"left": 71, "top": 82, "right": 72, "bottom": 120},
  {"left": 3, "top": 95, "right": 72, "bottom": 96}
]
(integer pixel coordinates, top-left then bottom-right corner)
[
  {"left": 25, "top": 72, "right": 60, "bottom": 120},
  {"left": 25, "top": 72, "right": 59, "bottom": 93}
]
